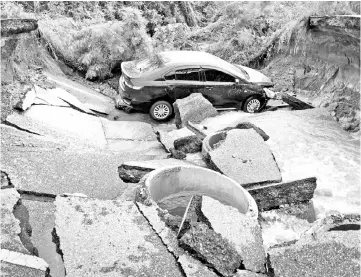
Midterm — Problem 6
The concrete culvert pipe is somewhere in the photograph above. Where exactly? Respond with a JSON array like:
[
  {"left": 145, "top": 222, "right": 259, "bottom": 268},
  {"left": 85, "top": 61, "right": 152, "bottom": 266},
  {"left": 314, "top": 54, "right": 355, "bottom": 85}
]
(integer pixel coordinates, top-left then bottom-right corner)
[
  {"left": 201, "top": 131, "right": 227, "bottom": 156},
  {"left": 144, "top": 165, "right": 258, "bottom": 218}
]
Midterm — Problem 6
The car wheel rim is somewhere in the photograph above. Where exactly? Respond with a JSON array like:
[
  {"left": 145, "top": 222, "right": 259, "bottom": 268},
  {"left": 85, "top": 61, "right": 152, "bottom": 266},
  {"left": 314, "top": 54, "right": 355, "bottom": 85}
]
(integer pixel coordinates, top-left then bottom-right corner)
[
  {"left": 154, "top": 104, "right": 170, "bottom": 119},
  {"left": 247, "top": 99, "right": 261, "bottom": 113}
]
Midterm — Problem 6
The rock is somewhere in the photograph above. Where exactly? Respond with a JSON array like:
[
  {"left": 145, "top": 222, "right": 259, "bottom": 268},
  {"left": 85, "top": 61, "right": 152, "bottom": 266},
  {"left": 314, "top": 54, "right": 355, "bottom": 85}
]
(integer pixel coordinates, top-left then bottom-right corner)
[
  {"left": 247, "top": 177, "right": 317, "bottom": 211},
  {"left": 15, "top": 88, "right": 36, "bottom": 111},
  {"left": 174, "top": 135, "right": 203, "bottom": 153},
  {"left": 201, "top": 196, "right": 266, "bottom": 273},
  {"left": 118, "top": 158, "right": 195, "bottom": 183},
  {"left": 179, "top": 222, "right": 242, "bottom": 277},
  {"left": 268, "top": 219, "right": 360, "bottom": 277},
  {"left": 158, "top": 127, "right": 195, "bottom": 152},
  {"left": 54, "top": 196, "right": 184, "bottom": 277},
  {"left": 1, "top": 19, "right": 38, "bottom": 37},
  {"left": 101, "top": 119, "right": 157, "bottom": 141},
  {"left": 173, "top": 93, "right": 218, "bottom": 128},
  {"left": 222, "top": 122, "right": 270, "bottom": 141},
  {"left": 170, "top": 148, "right": 186, "bottom": 159},
  {"left": 207, "top": 129, "right": 281, "bottom": 188}
]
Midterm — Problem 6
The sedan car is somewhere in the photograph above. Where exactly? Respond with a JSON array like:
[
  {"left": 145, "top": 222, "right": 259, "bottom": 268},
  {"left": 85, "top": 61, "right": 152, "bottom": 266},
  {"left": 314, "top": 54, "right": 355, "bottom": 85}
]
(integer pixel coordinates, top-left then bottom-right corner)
[{"left": 116, "top": 51, "right": 275, "bottom": 121}]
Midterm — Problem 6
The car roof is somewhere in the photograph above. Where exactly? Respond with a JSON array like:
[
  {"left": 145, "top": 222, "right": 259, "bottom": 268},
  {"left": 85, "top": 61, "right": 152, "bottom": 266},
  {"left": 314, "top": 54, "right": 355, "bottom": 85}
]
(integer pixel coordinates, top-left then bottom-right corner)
[{"left": 158, "top": 51, "right": 247, "bottom": 79}]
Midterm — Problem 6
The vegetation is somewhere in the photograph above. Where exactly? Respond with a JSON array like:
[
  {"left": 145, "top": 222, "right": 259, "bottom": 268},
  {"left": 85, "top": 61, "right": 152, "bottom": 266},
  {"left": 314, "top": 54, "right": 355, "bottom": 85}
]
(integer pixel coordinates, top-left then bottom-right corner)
[{"left": 1, "top": 1, "right": 359, "bottom": 80}]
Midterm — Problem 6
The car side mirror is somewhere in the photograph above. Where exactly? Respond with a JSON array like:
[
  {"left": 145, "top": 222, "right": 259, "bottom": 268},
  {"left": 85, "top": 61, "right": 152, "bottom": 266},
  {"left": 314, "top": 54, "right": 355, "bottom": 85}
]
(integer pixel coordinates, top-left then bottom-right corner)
[{"left": 235, "top": 78, "right": 240, "bottom": 84}]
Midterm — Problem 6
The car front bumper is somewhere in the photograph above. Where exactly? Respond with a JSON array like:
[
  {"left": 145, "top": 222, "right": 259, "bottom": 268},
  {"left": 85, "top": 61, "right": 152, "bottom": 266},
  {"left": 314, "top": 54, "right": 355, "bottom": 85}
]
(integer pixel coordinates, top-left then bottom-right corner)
[{"left": 115, "top": 94, "right": 133, "bottom": 109}]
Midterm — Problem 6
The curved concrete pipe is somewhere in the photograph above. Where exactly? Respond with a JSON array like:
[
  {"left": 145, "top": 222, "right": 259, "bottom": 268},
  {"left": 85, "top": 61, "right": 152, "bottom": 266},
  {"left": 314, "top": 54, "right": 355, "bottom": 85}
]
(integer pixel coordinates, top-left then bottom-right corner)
[
  {"left": 144, "top": 165, "right": 258, "bottom": 218},
  {"left": 201, "top": 131, "right": 227, "bottom": 156}
]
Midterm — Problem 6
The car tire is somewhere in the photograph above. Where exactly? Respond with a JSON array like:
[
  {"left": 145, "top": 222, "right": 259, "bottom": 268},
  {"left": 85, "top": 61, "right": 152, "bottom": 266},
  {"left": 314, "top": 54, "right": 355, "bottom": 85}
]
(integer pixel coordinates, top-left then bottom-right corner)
[
  {"left": 242, "top": 96, "right": 263, "bottom": 113},
  {"left": 150, "top": 100, "right": 173, "bottom": 121}
]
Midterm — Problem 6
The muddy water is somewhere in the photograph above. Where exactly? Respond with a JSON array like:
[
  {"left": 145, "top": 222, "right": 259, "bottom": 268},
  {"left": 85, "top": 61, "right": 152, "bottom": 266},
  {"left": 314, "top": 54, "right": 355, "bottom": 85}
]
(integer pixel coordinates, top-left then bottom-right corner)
[{"left": 198, "top": 108, "right": 359, "bottom": 246}]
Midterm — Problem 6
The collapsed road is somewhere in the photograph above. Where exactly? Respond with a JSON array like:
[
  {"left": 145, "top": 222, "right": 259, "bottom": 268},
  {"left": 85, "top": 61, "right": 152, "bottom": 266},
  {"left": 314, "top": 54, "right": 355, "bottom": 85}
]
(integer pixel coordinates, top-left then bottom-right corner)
[{"left": 1, "top": 17, "right": 360, "bottom": 277}]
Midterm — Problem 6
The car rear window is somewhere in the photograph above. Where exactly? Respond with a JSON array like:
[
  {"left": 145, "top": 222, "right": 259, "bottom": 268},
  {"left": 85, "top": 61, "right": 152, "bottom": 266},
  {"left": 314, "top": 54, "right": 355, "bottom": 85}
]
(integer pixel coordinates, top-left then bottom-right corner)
[{"left": 124, "top": 55, "right": 165, "bottom": 77}]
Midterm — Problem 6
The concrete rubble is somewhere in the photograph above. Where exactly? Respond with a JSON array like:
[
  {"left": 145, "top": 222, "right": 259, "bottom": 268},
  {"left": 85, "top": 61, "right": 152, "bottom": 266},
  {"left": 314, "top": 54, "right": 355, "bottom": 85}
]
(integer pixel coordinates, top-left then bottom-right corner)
[
  {"left": 118, "top": 158, "right": 197, "bottom": 183},
  {"left": 1, "top": 187, "right": 49, "bottom": 276},
  {"left": 15, "top": 87, "right": 36, "bottom": 111},
  {"left": 268, "top": 213, "right": 360, "bottom": 277},
  {"left": 158, "top": 127, "right": 195, "bottom": 152},
  {"left": 248, "top": 177, "right": 317, "bottom": 211},
  {"left": 205, "top": 129, "right": 282, "bottom": 187},
  {"left": 173, "top": 93, "right": 218, "bottom": 128},
  {"left": 201, "top": 196, "right": 266, "bottom": 273},
  {"left": 174, "top": 135, "right": 203, "bottom": 153},
  {"left": 54, "top": 195, "right": 184, "bottom": 277}
]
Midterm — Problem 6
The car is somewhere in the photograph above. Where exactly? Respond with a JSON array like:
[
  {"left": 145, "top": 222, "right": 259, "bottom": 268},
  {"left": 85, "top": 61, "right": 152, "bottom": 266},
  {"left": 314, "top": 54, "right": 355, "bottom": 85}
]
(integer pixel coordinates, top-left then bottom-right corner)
[{"left": 116, "top": 51, "right": 275, "bottom": 121}]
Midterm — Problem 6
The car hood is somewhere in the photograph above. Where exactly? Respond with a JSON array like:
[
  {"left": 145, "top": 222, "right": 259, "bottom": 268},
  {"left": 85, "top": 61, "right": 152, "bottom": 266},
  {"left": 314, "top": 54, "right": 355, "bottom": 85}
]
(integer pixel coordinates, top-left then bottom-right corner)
[{"left": 236, "top": 65, "right": 273, "bottom": 87}]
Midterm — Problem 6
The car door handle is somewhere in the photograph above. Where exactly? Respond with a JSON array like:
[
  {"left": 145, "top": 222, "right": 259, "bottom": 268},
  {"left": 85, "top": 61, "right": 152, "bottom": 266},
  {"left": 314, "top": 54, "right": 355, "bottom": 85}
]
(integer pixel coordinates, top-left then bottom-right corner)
[{"left": 205, "top": 86, "right": 213, "bottom": 90}]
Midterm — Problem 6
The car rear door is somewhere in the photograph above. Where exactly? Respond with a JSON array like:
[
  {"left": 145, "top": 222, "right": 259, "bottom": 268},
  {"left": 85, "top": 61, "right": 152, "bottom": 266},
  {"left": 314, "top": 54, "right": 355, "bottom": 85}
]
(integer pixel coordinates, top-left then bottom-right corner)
[
  {"left": 200, "top": 67, "right": 239, "bottom": 107},
  {"left": 163, "top": 67, "right": 204, "bottom": 101}
]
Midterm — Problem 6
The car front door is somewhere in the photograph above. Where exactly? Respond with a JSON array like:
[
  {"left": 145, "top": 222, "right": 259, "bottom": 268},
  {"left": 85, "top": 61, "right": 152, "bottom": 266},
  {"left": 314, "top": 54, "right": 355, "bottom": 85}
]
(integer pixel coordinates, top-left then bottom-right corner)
[
  {"left": 163, "top": 67, "right": 204, "bottom": 101},
  {"left": 200, "top": 67, "right": 242, "bottom": 107}
]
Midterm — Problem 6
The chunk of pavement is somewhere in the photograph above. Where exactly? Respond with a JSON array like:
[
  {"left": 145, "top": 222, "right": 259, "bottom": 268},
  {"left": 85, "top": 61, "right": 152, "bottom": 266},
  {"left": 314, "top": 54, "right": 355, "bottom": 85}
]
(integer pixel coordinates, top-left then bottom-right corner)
[
  {"left": 174, "top": 135, "right": 203, "bottom": 153},
  {"left": 179, "top": 222, "right": 242, "bottom": 277},
  {"left": 1, "top": 260, "right": 49, "bottom": 277},
  {"left": 1, "top": 188, "right": 29, "bottom": 254},
  {"left": 201, "top": 196, "right": 266, "bottom": 273},
  {"left": 302, "top": 213, "right": 360, "bottom": 235},
  {"left": 170, "top": 148, "right": 186, "bottom": 159},
  {"left": 268, "top": 223, "right": 360, "bottom": 277},
  {"left": 222, "top": 122, "right": 270, "bottom": 141},
  {"left": 235, "top": 270, "right": 267, "bottom": 276},
  {"left": 107, "top": 140, "right": 169, "bottom": 159},
  {"left": 118, "top": 158, "right": 195, "bottom": 183},
  {"left": 101, "top": 119, "right": 157, "bottom": 141},
  {"left": 173, "top": 93, "right": 218, "bottom": 128},
  {"left": 15, "top": 87, "right": 36, "bottom": 111},
  {"left": 158, "top": 127, "right": 195, "bottom": 152},
  {"left": 186, "top": 153, "right": 208, "bottom": 168},
  {"left": 33, "top": 85, "right": 70, "bottom": 107},
  {"left": 247, "top": 177, "right": 317, "bottom": 211},
  {"left": 54, "top": 196, "right": 184, "bottom": 277},
  {"left": 207, "top": 129, "right": 281, "bottom": 187},
  {"left": 279, "top": 92, "right": 314, "bottom": 110}
]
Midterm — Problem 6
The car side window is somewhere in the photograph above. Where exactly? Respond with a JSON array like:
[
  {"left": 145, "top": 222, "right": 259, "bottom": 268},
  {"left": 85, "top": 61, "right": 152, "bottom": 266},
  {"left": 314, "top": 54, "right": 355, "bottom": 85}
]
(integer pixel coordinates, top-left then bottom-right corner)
[
  {"left": 175, "top": 68, "right": 200, "bottom": 81},
  {"left": 164, "top": 71, "right": 176, "bottom": 81},
  {"left": 203, "top": 69, "right": 235, "bottom": 82}
]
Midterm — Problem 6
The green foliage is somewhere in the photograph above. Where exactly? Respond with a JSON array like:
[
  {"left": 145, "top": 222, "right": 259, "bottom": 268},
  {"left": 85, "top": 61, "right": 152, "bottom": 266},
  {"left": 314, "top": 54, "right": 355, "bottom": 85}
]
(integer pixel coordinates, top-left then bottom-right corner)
[{"left": 0, "top": 1, "right": 34, "bottom": 19}]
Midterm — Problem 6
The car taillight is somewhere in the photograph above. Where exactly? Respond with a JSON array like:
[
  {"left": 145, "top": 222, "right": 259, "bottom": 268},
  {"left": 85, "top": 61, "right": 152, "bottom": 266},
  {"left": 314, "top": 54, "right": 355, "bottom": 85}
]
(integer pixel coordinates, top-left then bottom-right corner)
[{"left": 124, "top": 78, "right": 143, "bottom": 90}]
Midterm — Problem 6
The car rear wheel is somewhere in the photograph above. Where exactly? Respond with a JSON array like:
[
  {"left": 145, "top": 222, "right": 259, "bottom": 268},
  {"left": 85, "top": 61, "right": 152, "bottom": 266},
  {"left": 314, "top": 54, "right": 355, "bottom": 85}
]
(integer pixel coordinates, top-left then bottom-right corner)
[
  {"left": 150, "top": 100, "right": 173, "bottom": 121},
  {"left": 243, "top": 96, "right": 263, "bottom": 113}
]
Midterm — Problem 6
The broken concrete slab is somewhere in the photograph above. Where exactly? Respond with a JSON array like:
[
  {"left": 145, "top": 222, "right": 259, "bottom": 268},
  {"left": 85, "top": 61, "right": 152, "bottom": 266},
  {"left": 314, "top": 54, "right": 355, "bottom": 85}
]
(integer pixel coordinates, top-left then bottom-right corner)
[
  {"left": 268, "top": 224, "right": 360, "bottom": 277},
  {"left": 279, "top": 93, "right": 314, "bottom": 110},
  {"left": 235, "top": 270, "right": 267, "bottom": 277},
  {"left": 1, "top": 188, "right": 29, "bottom": 254},
  {"left": 136, "top": 201, "right": 219, "bottom": 277},
  {"left": 101, "top": 119, "right": 157, "bottom": 141},
  {"left": 222, "top": 122, "right": 270, "bottom": 141},
  {"left": 12, "top": 105, "right": 106, "bottom": 147},
  {"left": 179, "top": 222, "right": 242, "bottom": 277},
  {"left": 54, "top": 196, "right": 184, "bottom": 277},
  {"left": 118, "top": 158, "right": 195, "bottom": 183},
  {"left": 173, "top": 93, "right": 218, "bottom": 128},
  {"left": 1, "top": 260, "right": 49, "bottom": 277},
  {"left": 185, "top": 153, "right": 208, "bottom": 168},
  {"left": 302, "top": 213, "right": 360, "bottom": 235},
  {"left": 247, "top": 177, "right": 317, "bottom": 211},
  {"left": 206, "top": 129, "right": 281, "bottom": 187},
  {"left": 174, "top": 135, "right": 203, "bottom": 153},
  {"left": 158, "top": 127, "right": 195, "bottom": 152},
  {"left": 15, "top": 87, "right": 36, "bottom": 111},
  {"left": 201, "top": 196, "right": 266, "bottom": 273},
  {"left": 1, "top": 171, "right": 13, "bottom": 189},
  {"left": 33, "top": 85, "right": 70, "bottom": 107}
]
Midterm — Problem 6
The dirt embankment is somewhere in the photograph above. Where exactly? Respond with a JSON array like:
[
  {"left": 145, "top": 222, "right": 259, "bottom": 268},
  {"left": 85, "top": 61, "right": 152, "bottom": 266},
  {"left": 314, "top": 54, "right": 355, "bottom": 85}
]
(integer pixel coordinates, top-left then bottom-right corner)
[
  {"left": 1, "top": 19, "right": 64, "bottom": 122},
  {"left": 257, "top": 16, "right": 360, "bottom": 133}
]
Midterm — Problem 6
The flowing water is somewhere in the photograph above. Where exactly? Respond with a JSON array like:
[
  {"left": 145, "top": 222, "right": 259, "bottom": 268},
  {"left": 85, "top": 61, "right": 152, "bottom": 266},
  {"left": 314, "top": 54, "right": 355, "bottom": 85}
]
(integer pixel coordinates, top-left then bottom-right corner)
[{"left": 159, "top": 107, "right": 360, "bottom": 247}]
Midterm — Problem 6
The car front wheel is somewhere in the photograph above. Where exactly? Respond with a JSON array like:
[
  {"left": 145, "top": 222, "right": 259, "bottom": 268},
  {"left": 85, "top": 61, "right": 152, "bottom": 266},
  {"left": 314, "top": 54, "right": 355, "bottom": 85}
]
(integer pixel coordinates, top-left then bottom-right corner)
[
  {"left": 150, "top": 100, "right": 173, "bottom": 121},
  {"left": 243, "top": 96, "right": 263, "bottom": 113}
]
